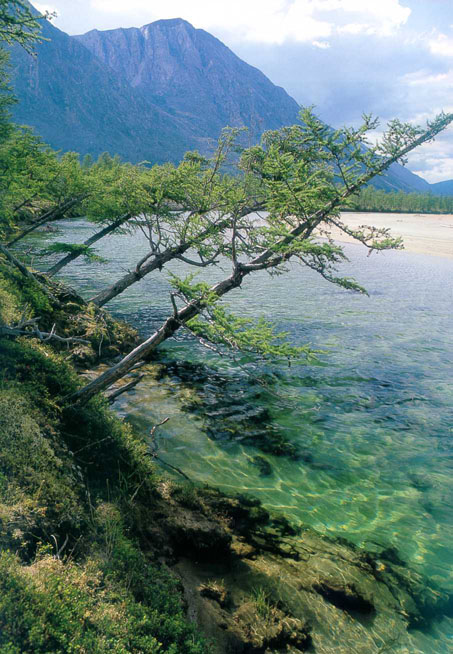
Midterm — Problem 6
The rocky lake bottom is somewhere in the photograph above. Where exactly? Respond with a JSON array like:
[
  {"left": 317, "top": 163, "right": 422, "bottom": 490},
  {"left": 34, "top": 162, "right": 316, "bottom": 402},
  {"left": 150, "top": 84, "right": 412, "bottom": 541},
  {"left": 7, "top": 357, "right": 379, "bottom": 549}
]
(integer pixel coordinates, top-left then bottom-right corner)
[{"left": 28, "top": 217, "right": 453, "bottom": 652}]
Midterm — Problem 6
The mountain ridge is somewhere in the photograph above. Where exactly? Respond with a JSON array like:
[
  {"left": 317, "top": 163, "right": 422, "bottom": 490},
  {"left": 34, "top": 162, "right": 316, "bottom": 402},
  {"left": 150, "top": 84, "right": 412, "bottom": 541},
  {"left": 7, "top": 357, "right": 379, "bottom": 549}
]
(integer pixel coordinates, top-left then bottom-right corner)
[
  {"left": 9, "top": 14, "right": 208, "bottom": 163},
  {"left": 8, "top": 7, "right": 450, "bottom": 193},
  {"left": 74, "top": 17, "right": 301, "bottom": 141}
]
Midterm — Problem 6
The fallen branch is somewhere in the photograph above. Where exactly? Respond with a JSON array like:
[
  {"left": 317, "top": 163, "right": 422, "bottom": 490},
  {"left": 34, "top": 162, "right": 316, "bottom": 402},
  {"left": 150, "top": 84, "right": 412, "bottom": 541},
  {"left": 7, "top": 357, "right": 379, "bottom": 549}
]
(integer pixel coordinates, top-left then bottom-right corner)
[
  {"left": 1, "top": 315, "right": 90, "bottom": 345},
  {"left": 106, "top": 375, "right": 145, "bottom": 404},
  {"left": 148, "top": 418, "right": 192, "bottom": 481}
]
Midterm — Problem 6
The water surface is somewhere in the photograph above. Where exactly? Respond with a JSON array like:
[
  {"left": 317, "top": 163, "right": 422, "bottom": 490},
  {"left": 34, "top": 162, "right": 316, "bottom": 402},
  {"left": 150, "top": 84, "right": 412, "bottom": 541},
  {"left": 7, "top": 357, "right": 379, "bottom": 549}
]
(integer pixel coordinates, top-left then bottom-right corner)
[{"left": 30, "top": 217, "right": 453, "bottom": 651}]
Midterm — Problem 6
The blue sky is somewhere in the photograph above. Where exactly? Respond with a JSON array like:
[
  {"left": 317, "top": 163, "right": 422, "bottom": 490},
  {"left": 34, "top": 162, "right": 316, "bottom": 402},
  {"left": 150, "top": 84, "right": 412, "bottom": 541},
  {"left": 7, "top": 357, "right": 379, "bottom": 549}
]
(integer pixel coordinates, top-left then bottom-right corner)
[{"left": 35, "top": 0, "right": 453, "bottom": 183}]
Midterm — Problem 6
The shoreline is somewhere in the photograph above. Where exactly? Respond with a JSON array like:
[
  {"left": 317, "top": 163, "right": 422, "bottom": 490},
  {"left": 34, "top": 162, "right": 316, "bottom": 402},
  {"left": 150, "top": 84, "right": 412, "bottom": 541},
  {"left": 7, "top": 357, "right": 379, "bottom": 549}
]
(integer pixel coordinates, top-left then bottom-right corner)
[{"left": 327, "top": 211, "right": 453, "bottom": 258}]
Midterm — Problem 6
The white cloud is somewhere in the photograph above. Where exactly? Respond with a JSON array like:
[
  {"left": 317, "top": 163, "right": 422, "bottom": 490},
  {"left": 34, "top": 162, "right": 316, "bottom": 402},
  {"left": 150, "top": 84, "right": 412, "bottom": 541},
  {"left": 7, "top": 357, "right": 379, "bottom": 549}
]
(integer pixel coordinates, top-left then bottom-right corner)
[
  {"left": 400, "top": 70, "right": 453, "bottom": 114},
  {"left": 338, "top": 23, "right": 369, "bottom": 35},
  {"left": 316, "top": 0, "right": 411, "bottom": 35},
  {"left": 404, "top": 70, "right": 450, "bottom": 86},
  {"left": 410, "top": 144, "right": 453, "bottom": 183},
  {"left": 312, "top": 40, "right": 330, "bottom": 49},
  {"left": 34, "top": 2, "right": 59, "bottom": 16},
  {"left": 429, "top": 33, "right": 453, "bottom": 58},
  {"left": 91, "top": 0, "right": 330, "bottom": 44},
  {"left": 90, "top": 0, "right": 410, "bottom": 43}
]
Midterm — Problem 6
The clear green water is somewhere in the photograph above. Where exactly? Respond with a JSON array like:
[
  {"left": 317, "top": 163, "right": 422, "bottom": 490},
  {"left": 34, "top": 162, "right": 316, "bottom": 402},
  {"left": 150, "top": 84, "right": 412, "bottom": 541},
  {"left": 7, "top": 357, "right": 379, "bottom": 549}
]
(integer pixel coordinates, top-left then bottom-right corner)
[{"left": 31, "top": 218, "right": 453, "bottom": 650}]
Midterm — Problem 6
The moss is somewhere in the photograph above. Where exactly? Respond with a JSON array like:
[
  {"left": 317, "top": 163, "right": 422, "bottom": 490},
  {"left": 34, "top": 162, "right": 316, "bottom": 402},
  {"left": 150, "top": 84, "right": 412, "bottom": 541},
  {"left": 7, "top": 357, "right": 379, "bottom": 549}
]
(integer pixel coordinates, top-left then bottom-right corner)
[
  {"left": 0, "top": 261, "right": 52, "bottom": 316},
  {"left": 0, "top": 389, "right": 86, "bottom": 556},
  {"left": 0, "top": 282, "right": 21, "bottom": 325},
  {"left": 0, "top": 339, "right": 80, "bottom": 421},
  {"left": 0, "top": 551, "right": 209, "bottom": 654}
]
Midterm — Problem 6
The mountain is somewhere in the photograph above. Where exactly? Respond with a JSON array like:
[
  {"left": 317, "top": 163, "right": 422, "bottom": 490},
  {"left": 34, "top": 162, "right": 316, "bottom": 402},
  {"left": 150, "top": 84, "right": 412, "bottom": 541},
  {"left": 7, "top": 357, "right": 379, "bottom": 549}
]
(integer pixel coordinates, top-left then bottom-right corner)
[
  {"left": 9, "top": 13, "right": 301, "bottom": 164},
  {"left": 8, "top": 6, "right": 445, "bottom": 194},
  {"left": 429, "top": 180, "right": 453, "bottom": 196},
  {"left": 373, "top": 160, "right": 433, "bottom": 194},
  {"left": 8, "top": 12, "right": 206, "bottom": 163},
  {"left": 74, "top": 19, "right": 300, "bottom": 142}
]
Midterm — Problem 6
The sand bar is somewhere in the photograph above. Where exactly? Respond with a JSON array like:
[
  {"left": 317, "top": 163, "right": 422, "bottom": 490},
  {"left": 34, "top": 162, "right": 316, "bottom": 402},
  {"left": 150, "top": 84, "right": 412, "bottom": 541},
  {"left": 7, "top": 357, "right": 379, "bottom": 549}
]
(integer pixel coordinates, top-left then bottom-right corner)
[{"left": 327, "top": 212, "right": 453, "bottom": 258}]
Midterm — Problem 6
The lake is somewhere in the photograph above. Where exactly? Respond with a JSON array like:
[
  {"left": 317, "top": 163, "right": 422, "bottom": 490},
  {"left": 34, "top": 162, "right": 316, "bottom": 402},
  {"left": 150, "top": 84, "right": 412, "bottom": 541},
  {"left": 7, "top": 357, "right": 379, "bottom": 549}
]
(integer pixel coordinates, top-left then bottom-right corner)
[{"left": 31, "top": 215, "right": 453, "bottom": 652}]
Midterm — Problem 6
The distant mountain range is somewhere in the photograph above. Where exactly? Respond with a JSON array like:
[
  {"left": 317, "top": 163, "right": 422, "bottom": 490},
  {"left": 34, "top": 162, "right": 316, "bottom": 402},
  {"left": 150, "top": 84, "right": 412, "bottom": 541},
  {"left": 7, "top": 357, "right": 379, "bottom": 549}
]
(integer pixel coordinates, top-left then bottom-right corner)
[{"left": 8, "top": 4, "right": 450, "bottom": 194}]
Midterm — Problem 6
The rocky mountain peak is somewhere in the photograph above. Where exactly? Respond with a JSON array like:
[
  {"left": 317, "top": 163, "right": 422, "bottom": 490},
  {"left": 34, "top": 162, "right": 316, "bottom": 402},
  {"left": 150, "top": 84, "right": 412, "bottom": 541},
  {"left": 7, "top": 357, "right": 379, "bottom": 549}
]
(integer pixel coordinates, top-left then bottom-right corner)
[
  {"left": 8, "top": 4, "right": 439, "bottom": 192},
  {"left": 141, "top": 17, "right": 194, "bottom": 32},
  {"left": 74, "top": 18, "right": 301, "bottom": 139}
]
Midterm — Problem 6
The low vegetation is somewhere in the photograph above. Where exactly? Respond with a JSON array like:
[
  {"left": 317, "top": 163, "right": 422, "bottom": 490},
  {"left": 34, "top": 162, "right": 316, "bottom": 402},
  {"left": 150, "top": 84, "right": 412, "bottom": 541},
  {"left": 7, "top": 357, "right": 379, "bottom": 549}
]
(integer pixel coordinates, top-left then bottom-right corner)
[{"left": 0, "top": 265, "right": 211, "bottom": 654}]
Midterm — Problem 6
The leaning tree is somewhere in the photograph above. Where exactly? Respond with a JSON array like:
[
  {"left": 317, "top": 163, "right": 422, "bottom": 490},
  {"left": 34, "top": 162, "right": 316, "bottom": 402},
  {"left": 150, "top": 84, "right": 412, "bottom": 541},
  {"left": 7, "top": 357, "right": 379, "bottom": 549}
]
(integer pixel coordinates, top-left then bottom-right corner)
[{"left": 69, "top": 108, "right": 453, "bottom": 405}]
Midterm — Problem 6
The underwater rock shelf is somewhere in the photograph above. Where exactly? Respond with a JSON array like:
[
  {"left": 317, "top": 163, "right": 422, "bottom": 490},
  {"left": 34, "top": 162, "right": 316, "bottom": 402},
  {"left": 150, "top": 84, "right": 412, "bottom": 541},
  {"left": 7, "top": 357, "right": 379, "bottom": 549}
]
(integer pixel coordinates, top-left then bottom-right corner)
[{"left": 147, "top": 483, "right": 451, "bottom": 653}]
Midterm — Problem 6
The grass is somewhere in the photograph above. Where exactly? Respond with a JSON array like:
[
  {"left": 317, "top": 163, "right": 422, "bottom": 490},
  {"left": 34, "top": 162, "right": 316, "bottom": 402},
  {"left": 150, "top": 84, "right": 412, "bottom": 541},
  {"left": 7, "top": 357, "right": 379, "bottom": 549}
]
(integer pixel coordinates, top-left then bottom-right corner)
[
  {"left": 0, "top": 260, "right": 211, "bottom": 654},
  {"left": 251, "top": 587, "right": 273, "bottom": 620}
]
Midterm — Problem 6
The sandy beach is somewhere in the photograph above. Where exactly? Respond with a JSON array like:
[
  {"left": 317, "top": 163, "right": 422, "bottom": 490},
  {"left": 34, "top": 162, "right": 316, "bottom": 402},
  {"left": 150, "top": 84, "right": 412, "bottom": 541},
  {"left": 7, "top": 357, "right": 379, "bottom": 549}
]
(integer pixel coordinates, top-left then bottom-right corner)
[{"left": 327, "top": 212, "right": 453, "bottom": 258}]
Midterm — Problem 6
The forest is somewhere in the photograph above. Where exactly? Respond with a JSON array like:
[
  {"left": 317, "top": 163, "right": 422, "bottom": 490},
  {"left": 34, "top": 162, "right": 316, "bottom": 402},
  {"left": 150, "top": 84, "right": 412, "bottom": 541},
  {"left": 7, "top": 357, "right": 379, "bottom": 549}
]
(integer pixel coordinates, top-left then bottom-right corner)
[{"left": 349, "top": 184, "right": 453, "bottom": 213}]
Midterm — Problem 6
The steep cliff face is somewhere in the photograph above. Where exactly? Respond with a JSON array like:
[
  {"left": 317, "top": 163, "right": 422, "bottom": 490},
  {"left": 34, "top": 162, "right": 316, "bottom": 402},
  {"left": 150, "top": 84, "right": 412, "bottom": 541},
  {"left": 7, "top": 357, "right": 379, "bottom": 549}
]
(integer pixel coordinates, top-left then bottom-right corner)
[
  {"left": 9, "top": 16, "right": 206, "bottom": 163},
  {"left": 75, "top": 18, "right": 301, "bottom": 140}
]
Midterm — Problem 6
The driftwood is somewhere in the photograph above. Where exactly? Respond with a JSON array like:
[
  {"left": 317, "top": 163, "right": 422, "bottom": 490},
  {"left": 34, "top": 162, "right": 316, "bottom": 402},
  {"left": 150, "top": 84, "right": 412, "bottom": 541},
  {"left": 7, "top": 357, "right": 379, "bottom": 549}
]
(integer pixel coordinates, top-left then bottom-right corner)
[
  {"left": 106, "top": 375, "right": 145, "bottom": 404},
  {"left": 0, "top": 312, "right": 89, "bottom": 345}
]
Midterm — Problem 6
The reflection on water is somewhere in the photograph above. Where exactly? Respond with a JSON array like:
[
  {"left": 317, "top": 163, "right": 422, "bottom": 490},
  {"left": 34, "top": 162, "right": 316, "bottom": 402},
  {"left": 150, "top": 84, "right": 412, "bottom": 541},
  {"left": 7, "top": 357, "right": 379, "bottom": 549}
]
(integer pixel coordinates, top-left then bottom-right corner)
[{"left": 29, "top": 218, "right": 453, "bottom": 651}]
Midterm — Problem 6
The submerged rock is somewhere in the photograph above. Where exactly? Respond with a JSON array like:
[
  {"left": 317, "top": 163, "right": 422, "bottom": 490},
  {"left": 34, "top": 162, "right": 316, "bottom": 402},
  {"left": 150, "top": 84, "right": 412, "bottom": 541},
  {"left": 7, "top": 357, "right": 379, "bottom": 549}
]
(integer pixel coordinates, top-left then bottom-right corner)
[
  {"left": 143, "top": 482, "right": 453, "bottom": 654},
  {"left": 156, "top": 360, "right": 300, "bottom": 459},
  {"left": 231, "top": 600, "right": 311, "bottom": 652},
  {"left": 250, "top": 455, "right": 273, "bottom": 477}
]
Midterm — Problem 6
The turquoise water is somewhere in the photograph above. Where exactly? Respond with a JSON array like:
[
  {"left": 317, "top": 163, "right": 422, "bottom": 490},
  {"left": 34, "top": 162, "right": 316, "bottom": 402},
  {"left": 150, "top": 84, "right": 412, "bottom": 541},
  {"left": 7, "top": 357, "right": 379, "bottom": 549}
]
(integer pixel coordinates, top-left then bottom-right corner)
[{"left": 31, "top": 218, "right": 453, "bottom": 650}]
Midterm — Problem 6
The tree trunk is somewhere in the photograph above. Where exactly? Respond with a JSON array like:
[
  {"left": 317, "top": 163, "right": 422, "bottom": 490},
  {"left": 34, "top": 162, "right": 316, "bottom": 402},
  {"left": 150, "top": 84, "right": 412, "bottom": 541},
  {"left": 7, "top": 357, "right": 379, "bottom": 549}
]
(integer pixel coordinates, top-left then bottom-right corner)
[
  {"left": 90, "top": 240, "right": 196, "bottom": 307},
  {"left": 7, "top": 195, "right": 87, "bottom": 247},
  {"left": 90, "top": 206, "right": 263, "bottom": 307},
  {"left": 68, "top": 269, "right": 244, "bottom": 405},
  {"left": 47, "top": 214, "right": 131, "bottom": 277}
]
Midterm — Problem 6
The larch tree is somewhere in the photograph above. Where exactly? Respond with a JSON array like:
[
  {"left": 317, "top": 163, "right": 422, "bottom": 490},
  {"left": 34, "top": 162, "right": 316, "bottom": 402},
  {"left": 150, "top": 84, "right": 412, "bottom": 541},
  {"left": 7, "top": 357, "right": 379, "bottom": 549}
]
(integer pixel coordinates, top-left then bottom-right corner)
[
  {"left": 69, "top": 108, "right": 453, "bottom": 405},
  {"left": 88, "top": 130, "right": 264, "bottom": 307}
]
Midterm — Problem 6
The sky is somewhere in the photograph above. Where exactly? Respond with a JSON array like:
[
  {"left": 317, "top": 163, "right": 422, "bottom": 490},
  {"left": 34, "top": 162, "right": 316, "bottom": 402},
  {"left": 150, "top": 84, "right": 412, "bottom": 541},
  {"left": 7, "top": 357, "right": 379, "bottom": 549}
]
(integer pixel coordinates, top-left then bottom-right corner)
[{"left": 34, "top": 0, "right": 453, "bottom": 183}]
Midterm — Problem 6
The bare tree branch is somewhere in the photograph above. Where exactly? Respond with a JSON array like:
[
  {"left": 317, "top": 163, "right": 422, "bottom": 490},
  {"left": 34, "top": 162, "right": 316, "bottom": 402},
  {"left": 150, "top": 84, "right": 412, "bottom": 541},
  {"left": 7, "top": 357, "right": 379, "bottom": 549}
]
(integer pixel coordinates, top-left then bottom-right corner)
[
  {"left": 1, "top": 314, "right": 89, "bottom": 345},
  {"left": 106, "top": 375, "right": 145, "bottom": 404}
]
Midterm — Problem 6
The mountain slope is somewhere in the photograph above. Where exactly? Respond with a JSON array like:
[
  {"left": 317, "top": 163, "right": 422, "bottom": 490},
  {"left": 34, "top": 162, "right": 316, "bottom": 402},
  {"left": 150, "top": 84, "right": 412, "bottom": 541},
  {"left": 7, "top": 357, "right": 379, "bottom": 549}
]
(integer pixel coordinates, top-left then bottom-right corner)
[
  {"left": 8, "top": 14, "right": 206, "bottom": 163},
  {"left": 374, "top": 160, "right": 433, "bottom": 194},
  {"left": 429, "top": 179, "right": 453, "bottom": 196},
  {"left": 8, "top": 7, "right": 443, "bottom": 194},
  {"left": 74, "top": 18, "right": 301, "bottom": 142}
]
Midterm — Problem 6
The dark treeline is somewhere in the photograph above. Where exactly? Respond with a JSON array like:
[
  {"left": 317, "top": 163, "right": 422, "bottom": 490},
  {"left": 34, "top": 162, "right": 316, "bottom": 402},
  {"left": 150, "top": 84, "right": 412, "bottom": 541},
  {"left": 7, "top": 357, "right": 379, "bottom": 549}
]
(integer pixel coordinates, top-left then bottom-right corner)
[{"left": 349, "top": 185, "right": 453, "bottom": 214}]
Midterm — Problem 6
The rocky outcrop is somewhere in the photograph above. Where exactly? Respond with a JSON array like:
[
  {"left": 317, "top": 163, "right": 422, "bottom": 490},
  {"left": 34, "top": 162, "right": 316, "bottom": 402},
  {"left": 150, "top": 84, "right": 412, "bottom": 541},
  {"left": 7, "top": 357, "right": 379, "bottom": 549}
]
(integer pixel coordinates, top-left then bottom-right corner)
[{"left": 135, "top": 482, "right": 453, "bottom": 654}]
